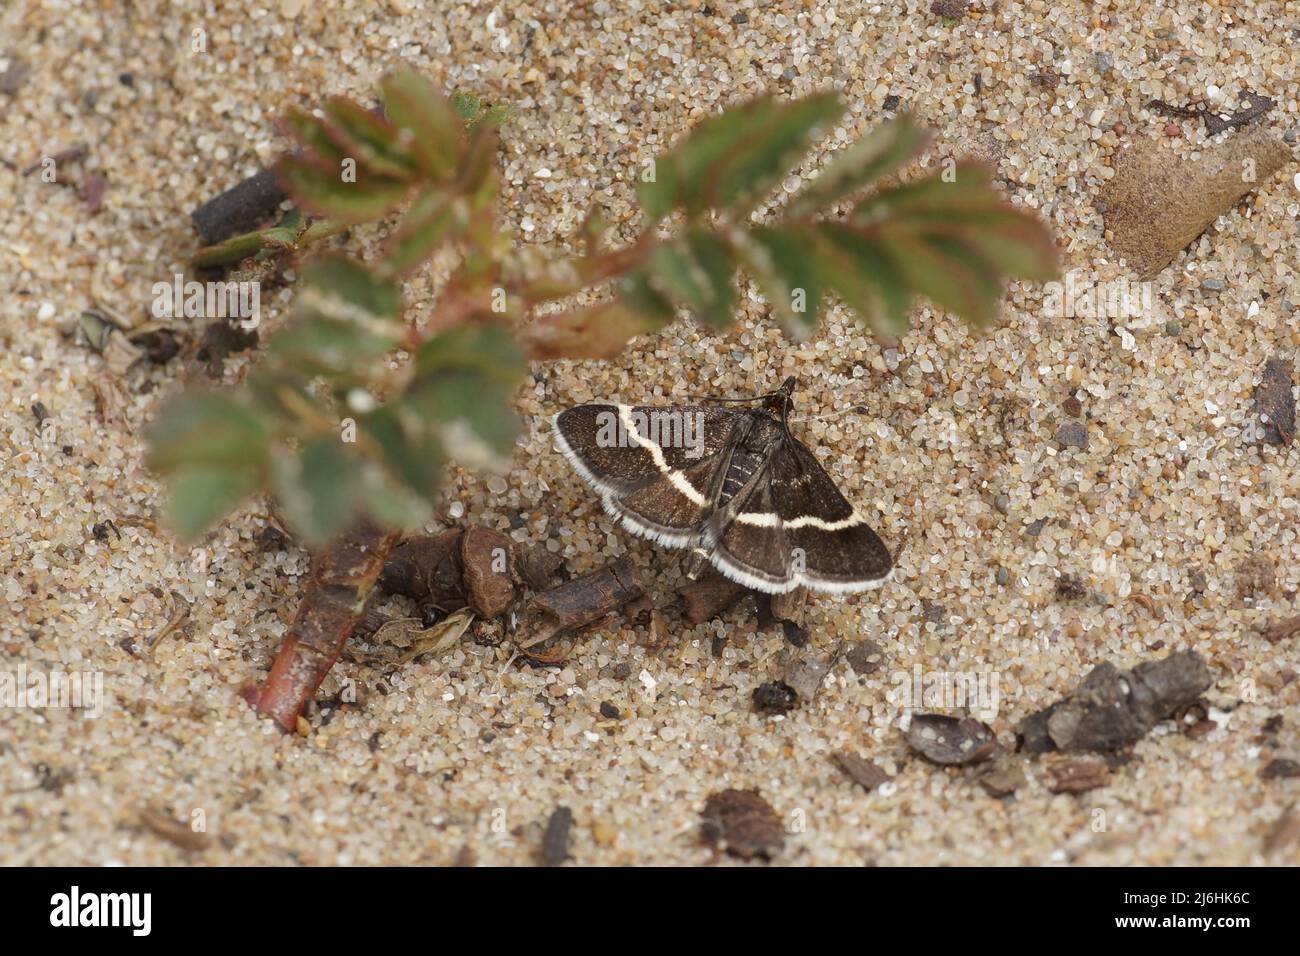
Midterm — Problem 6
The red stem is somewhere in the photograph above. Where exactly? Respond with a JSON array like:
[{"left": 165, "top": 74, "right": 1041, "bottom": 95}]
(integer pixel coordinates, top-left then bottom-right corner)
[{"left": 245, "top": 520, "right": 401, "bottom": 732}]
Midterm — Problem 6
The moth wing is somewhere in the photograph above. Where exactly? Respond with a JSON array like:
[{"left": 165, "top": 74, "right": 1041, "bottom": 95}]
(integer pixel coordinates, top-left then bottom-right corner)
[
  {"left": 707, "top": 472, "right": 795, "bottom": 592},
  {"left": 767, "top": 437, "right": 893, "bottom": 592},
  {"left": 553, "top": 404, "right": 738, "bottom": 548}
]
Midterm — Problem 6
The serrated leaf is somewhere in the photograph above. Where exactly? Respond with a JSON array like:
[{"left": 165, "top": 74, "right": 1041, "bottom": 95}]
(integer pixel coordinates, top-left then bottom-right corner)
[
  {"left": 739, "top": 226, "right": 824, "bottom": 337},
  {"left": 647, "top": 229, "right": 736, "bottom": 328},
  {"left": 270, "top": 317, "right": 396, "bottom": 381},
  {"left": 166, "top": 467, "right": 262, "bottom": 542},
  {"left": 380, "top": 66, "right": 464, "bottom": 179},
  {"left": 147, "top": 392, "right": 270, "bottom": 473},
  {"left": 279, "top": 106, "right": 352, "bottom": 164},
  {"left": 270, "top": 436, "right": 359, "bottom": 543},
  {"left": 876, "top": 225, "right": 1000, "bottom": 325},
  {"left": 786, "top": 114, "right": 930, "bottom": 217},
  {"left": 276, "top": 153, "right": 411, "bottom": 224},
  {"left": 852, "top": 162, "right": 1007, "bottom": 223}
]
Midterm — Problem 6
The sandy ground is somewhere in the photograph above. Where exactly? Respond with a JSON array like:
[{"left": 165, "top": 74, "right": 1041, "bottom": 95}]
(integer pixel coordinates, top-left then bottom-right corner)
[{"left": 2, "top": 0, "right": 1299, "bottom": 866}]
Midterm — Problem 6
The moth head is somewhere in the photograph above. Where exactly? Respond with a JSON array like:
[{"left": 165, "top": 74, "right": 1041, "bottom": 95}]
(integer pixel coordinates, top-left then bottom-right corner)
[{"left": 762, "top": 376, "right": 797, "bottom": 421}]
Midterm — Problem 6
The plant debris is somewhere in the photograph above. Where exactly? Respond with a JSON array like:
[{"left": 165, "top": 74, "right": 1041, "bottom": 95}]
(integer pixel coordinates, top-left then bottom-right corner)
[
  {"left": 678, "top": 570, "right": 752, "bottom": 624},
  {"left": 1100, "top": 128, "right": 1292, "bottom": 279},
  {"left": 520, "top": 556, "right": 644, "bottom": 650},
  {"left": 1019, "top": 650, "right": 1212, "bottom": 753},
  {"left": 1146, "top": 90, "right": 1275, "bottom": 136},
  {"left": 905, "top": 714, "right": 997, "bottom": 765},
  {"left": 1253, "top": 358, "right": 1295, "bottom": 446},
  {"left": 700, "top": 789, "right": 784, "bottom": 861},
  {"left": 379, "top": 530, "right": 468, "bottom": 611},
  {"left": 831, "top": 751, "right": 892, "bottom": 792},
  {"left": 539, "top": 805, "right": 573, "bottom": 866},
  {"left": 1044, "top": 755, "right": 1111, "bottom": 794},
  {"left": 190, "top": 168, "right": 289, "bottom": 245},
  {"left": 513, "top": 543, "right": 565, "bottom": 590},
  {"left": 139, "top": 805, "right": 212, "bottom": 851},
  {"left": 460, "top": 526, "right": 514, "bottom": 618}
]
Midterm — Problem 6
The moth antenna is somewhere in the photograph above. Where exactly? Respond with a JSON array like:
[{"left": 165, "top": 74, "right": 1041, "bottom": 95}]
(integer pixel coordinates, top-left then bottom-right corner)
[{"left": 788, "top": 404, "right": 869, "bottom": 425}]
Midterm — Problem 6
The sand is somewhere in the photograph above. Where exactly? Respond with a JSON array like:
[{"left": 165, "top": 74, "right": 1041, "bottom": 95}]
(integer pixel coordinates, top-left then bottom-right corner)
[{"left": 1, "top": 0, "right": 1298, "bottom": 866}]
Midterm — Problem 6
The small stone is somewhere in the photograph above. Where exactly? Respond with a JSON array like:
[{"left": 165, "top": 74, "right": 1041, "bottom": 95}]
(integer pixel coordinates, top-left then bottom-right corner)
[
  {"left": 883, "top": 93, "right": 901, "bottom": 111},
  {"left": 1096, "top": 52, "right": 1115, "bottom": 75},
  {"left": 1201, "top": 278, "right": 1226, "bottom": 292},
  {"left": 539, "top": 806, "right": 572, "bottom": 866},
  {"left": 904, "top": 714, "right": 996, "bottom": 765},
  {"left": 831, "top": 751, "right": 892, "bottom": 792},
  {"left": 700, "top": 789, "right": 784, "bottom": 861},
  {"left": 929, "top": 0, "right": 968, "bottom": 18},
  {"left": 1254, "top": 358, "right": 1295, "bottom": 445},
  {"left": 1055, "top": 420, "right": 1089, "bottom": 449},
  {"left": 1260, "top": 759, "right": 1300, "bottom": 781},
  {"left": 979, "top": 763, "right": 1026, "bottom": 797},
  {"left": 1163, "top": 320, "right": 1181, "bottom": 336},
  {"left": 1045, "top": 756, "right": 1111, "bottom": 794},
  {"left": 846, "top": 640, "right": 884, "bottom": 675},
  {"left": 598, "top": 700, "right": 622, "bottom": 720},
  {"left": 730, "top": 12, "right": 748, "bottom": 24},
  {"left": 753, "top": 681, "right": 798, "bottom": 715},
  {"left": 1062, "top": 395, "right": 1083, "bottom": 418},
  {"left": 591, "top": 821, "right": 617, "bottom": 847},
  {"left": 993, "top": 493, "right": 1011, "bottom": 515},
  {"left": 995, "top": 566, "right": 1011, "bottom": 586},
  {"left": 1025, "top": 517, "right": 1049, "bottom": 538}
]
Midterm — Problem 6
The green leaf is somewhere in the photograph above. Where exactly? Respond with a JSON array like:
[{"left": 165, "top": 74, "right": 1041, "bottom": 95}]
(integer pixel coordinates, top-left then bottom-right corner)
[
  {"left": 739, "top": 226, "right": 824, "bottom": 337},
  {"left": 365, "top": 404, "right": 445, "bottom": 497},
  {"left": 877, "top": 226, "right": 1002, "bottom": 326},
  {"left": 166, "top": 467, "right": 262, "bottom": 542},
  {"left": 357, "top": 464, "right": 433, "bottom": 530},
  {"left": 279, "top": 106, "right": 352, "bottom": 165},
  {"left": 300, "top": 255, "right": 402, "bottom": 323},
  {"left": 379, "top": 66, "right": 464, "bottom": 179},
  {"left": 647, "top": 229, "right": 736, "bottom": 328},
  {"left": 453, "top": 91, "right": 513, "bottom": 130},
  {"left": 638, "top": 92, "right": 843, "bottom": 219},
  {"left": 321, "top": 97, "right": 417, "bottom": 180},
  {"left": 810, "top": 222, "right": 912, "bottom": 334},
  {"left": 384, "top": 187, "right": 460, "bottom": 276},
  {"left": 617, "top": 269, "right": 677, "bottom": 324},
  {"left": 147, "top": 392, "right": 270, "bottom": 473},
  {"left": 270, "top": 317, "right": 396, "bottom": 381},
  {"left": 703, "top": 92, "right": 844, "bottom": 214},
  {"left": 410, "top": 323, "right": 525, "bottom": 470},
  {"left": 785, "top": 115, "right": 930, "bottom": 217},
  {"left": 190, "top": 210, "right": 305, "bottom": 269},
  {"left": 270, "top": 437, "right": 359, "bottom": 543},
  {"left": 276, "top": 153, "right": 411, "bottom": 224}
]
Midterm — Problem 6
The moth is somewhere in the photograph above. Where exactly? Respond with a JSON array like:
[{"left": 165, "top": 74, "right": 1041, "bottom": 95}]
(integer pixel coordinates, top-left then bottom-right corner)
[{"left": 552, "top": 377, "right": 893, "bottom": 594}]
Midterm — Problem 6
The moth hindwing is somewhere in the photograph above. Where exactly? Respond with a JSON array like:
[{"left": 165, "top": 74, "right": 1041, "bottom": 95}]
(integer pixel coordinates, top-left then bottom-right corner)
[{"left": 553, "top": 379, "right": 893, "bottom": 594}]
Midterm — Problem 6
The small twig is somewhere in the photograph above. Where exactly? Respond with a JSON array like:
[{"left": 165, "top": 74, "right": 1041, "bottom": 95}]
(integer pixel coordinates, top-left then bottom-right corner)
[{"left": 145, "top": 590, "right": 190, "bottom": 657}]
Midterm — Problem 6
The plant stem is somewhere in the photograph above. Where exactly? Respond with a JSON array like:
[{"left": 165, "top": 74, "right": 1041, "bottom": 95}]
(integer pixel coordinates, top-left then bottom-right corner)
[{"left": 244, "top": 519, "right": 401, "bottom": 732}]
